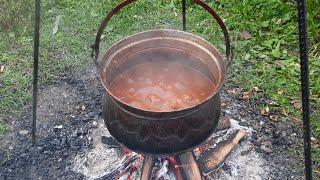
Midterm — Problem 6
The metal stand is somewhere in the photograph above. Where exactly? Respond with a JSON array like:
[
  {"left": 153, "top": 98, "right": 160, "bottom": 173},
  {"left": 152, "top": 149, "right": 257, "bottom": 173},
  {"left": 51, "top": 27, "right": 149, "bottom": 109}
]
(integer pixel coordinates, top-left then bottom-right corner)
[
  {"left": 31, "top": 0, "right": 312, "bottom": 178},
  {"left": 32, "top": 0, "right": 41, "bottom": 145},
  {"left": 296, "top": 0, "right": 312, "bottom": 179},
  {"left": 182, "top": 0, "right": 187, "bottom": 31}
]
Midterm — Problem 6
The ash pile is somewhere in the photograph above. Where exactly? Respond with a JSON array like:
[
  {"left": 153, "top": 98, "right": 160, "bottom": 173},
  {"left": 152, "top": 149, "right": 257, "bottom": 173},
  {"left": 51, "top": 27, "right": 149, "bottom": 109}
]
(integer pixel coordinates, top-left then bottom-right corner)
[{"left": 73, "top": 116, "right": 268, "bottom": 180}]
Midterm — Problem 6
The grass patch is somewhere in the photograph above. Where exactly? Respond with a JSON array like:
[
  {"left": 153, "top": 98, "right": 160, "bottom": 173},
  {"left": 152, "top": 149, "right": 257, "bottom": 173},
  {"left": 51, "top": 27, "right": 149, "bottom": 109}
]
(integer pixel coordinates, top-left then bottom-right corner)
[
  {"left": 0, "top": 0, "right": 319, "bottom": 175},
  {"left": 0, "top": 0, "right": 187, "bottom": 133}
]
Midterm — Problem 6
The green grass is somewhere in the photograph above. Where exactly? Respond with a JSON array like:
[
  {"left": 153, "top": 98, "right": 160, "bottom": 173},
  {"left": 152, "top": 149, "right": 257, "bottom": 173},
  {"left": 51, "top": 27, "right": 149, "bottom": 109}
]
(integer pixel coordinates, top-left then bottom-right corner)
[
  {"left": 0, "top": 0, "right": 319, "bottom": 174},
  {"left": 0, "top": 0, "right": 185, "bottom": 133}
]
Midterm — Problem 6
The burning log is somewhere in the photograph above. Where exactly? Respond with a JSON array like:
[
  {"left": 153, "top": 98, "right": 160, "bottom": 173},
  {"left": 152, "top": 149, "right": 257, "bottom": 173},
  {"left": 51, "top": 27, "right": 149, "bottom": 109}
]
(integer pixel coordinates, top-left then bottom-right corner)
[
  {"left": 197, "top": 130, "right": 246, "bottom": 175},
  {"left": 177, "top": 152, "right": 202, "bottom": 179},
  {"left": 141, "top": 155, "right": 155, "bottom": 180},
  {"left": 166, "top": 156, "right": 183, "bottom": 180},
  {"left": 140, "top": 152, "right": 203, "bottom": 180},
  {"left": 98, "top": 153, "right": 140, "bottom": 180}
]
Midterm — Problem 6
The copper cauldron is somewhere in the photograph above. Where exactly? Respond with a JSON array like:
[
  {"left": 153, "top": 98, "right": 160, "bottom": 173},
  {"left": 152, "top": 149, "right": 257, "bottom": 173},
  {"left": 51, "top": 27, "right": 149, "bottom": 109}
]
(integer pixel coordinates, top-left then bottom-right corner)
[{"left": 91, "top": 0, "right": 233, "bottom": 155}]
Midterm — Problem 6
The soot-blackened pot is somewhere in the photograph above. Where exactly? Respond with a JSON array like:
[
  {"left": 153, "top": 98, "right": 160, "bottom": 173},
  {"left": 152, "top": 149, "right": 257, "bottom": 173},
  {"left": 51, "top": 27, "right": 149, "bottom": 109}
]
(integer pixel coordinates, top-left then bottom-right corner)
[
  {"left": 102, "top": 91, "right": 221, "bottom": 154},
  {"left": 91, "top": 0, "right": 233, "bottom": 155}
]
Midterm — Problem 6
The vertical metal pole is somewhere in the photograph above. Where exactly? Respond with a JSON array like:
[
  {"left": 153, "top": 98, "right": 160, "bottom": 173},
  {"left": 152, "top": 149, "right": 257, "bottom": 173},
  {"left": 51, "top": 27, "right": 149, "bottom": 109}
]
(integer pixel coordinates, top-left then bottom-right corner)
[
  {"left": 182, "top": 0, "right": 186, "bottom": 31},
  {"left": 32, "top": 0, "right": 41, "bottom": 144},
  {"left": 296, "top": 0, "right": 312, "bottom": 179}
]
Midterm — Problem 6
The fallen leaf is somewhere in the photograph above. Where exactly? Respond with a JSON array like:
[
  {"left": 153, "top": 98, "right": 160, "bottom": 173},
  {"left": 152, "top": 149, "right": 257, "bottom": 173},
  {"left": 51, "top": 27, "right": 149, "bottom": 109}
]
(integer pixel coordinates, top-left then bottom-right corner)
[
  {"left": 243, "top": 95, "right": 250, "bottom": 100},
  {"left": 253, "top": 86, "right": 260, "bottom": 92},
  {"left": 276, "top": 18, "right": 282, "bottom": 25},
  {"left": 269, "top": 115, "right": 278, "bottom": 122},
  {"left": 52, "top": 15, "right": 61, "bottom": 36},
  {"left": 277, "top": 90, "right": 284, "bottom": 95},
  {"left": 281, "top": 109, "right": 288, "bottom": 116},
  {"left": 291, "top": 100, "right": 302, "bottom": 110},
  {"left": 271, "top": 40, "right": 282, "bottom": 58},
  {"left": 260, "top": 107, "right": 269, "bottom": 116},
  {"left": 243, "top": 92, "right": 250, "bottom": 100},
  {"left": 310, "top": 95, "right": 319, "bottom": 100},
  {"left": 100, "top": 35, "right": 106, "bottom": 40},
  {"left": 292, "top": 117, "right": 301, "bottom": 123},
  {"left": 259, "top": 138, "right": 273, "bottom": 153},
  {"left": 244, "top": 53, "right": 251, "bottom": 60},
  {"left": 239, "top": 31, "right": 251, "bottom": 40},
  {"left": 227, "top": 88, "right": 237, "bottom": 94},
  {"left": 173, "top": 9, "right": 178, "bottom": 17},
  {"left": 267, "top": 100, "right": 277, "bottom": 105},
  {"left": 0, "top": 65, "right": 4, "bottom": 73},
  {"left": 221, "top": 102, "right": 227, "bottom": 107},
  {"left": 311, "top": 137, "right": 319, "bottom": 148},
  {"left": 261, "top": 144, "right": 273, "bottom": 153}
]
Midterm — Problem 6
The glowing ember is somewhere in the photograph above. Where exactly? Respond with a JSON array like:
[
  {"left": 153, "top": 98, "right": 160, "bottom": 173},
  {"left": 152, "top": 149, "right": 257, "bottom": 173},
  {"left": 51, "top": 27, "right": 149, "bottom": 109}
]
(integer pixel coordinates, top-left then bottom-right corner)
[
  {"left": 107, "top": 117, "right": 247, "bottom": 180},
  {"left": 166, "top": 157, "right": 183, "bottom": 180},
  {"left": 121, "top": 147, "right": 133, "bottom": 158}
]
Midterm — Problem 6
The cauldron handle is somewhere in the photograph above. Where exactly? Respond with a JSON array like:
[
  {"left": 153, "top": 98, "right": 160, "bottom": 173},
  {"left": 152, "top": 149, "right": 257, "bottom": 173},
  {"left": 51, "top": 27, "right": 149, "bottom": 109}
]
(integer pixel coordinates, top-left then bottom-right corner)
[
  {"left": 193, "top": 0, "right": 234, "bottom": 67},
  {"left": 91, "top": 0, "right": 233, "bottom": 67},
  {"left": 91, "top": 0, "right": 139, "bottom": 66}
]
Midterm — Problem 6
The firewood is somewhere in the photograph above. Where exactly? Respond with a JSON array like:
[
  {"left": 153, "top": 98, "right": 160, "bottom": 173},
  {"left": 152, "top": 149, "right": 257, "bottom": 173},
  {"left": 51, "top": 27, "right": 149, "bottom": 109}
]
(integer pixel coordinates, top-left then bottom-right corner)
[
  {"left": 141, "top": 155, "right": 155, "bottom": 180},
  {"left": 97, "top": 154, "right": 138, "bottom": 179},
  {"left": 176, "top": 152, "right": 202, "bottom": 179},
  {"left": 197, "top": 130, "right": 246, "bottom": 175}
]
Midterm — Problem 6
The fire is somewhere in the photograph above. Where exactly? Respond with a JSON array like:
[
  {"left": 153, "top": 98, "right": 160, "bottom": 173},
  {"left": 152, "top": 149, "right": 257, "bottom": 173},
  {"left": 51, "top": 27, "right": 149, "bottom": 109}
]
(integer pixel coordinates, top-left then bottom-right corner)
[
  {"left": 166, "top": 156, "right": 183, "bottom": 180},
  {"left": 121, "top": 146, "right": 133, "bottom": 157}
]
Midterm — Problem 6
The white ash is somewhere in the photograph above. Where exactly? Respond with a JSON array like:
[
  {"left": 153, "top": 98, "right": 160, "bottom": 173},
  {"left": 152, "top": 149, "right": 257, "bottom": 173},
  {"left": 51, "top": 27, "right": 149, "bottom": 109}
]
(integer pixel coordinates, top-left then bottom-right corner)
[
  {"left": 72, "top": 116, "right": 269, "bottom": 180},
  {"left": 117, "top": 153, "right": 142, "bottom": 180},
  {"left": 195, "top": 118, "right": 269, "bottom": 180},
  {"left": 219, "top": 142, "right": 269, "bottom": 180},
  {"left": 156, "top": 160, "right": 176, "bottom": 180},
  {"left": 195, "top": 118, "right": 253, "bottom": 154},
  {"left": 230, "top": 119, "right": 254, "bottom": 137},
  {"left": 72, "top": 121, "right": 122, "bottom": 180},
  {"left": 152, "top": 159, "right": 176, "bottom": 180}
]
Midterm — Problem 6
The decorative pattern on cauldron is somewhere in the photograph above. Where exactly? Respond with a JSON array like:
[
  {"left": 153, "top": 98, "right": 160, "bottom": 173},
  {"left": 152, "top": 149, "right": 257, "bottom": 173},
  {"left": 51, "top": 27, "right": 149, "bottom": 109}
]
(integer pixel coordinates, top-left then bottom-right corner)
[
  {"left": 92, "top": 0, "right": 233, "bottom": 155},
  {"left": 103, "top": 93, "right": 221, "bottom": 154}
]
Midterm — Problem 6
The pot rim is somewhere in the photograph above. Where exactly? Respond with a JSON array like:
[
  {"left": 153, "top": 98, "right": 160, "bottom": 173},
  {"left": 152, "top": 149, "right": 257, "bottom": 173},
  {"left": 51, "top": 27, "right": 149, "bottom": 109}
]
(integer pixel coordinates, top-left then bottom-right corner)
[{"left": 99, "top": 29, "right": 226, "bottom": 114}]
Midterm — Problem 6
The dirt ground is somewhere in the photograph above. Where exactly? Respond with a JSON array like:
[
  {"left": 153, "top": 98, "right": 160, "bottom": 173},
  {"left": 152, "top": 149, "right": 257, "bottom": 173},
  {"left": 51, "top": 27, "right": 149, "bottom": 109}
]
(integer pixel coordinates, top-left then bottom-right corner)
[{"left": 0, "top": 65, "right": 305, "bottom": 180}]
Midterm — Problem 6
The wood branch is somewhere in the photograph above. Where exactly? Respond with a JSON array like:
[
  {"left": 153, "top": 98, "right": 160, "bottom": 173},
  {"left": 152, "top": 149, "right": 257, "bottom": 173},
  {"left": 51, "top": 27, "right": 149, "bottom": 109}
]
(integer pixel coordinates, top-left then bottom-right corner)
[
  {"left": 141, "top": 155, "right": 155, "bottom": 180},
  {"left": 197, "top": 130, "right": 246, "bottom": 175},
  {"left": 176, "top": 151, "right": 202, "bottom": 179},
  {"left": 215, "top": 116, "right": 231, "bottom": 132},
  {"left": 97, "top": 154, "right": 138, "bottom": 179}
]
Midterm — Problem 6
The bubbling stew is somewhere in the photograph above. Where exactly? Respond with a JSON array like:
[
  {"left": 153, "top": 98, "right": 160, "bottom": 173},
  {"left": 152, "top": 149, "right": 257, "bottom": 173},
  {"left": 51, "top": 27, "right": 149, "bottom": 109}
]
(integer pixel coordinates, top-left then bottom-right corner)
[{"left": 109, "top": 61, "right": 215, "bottom": 112}]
